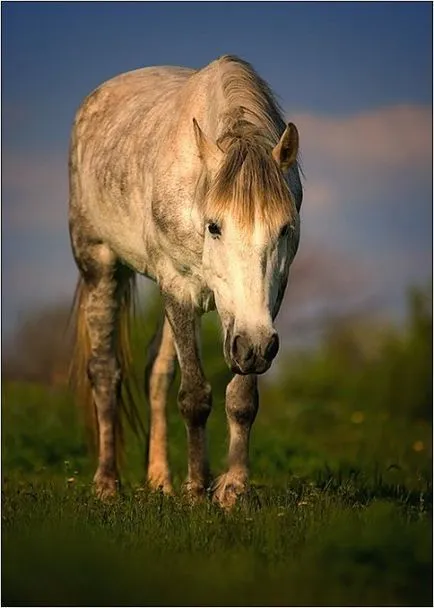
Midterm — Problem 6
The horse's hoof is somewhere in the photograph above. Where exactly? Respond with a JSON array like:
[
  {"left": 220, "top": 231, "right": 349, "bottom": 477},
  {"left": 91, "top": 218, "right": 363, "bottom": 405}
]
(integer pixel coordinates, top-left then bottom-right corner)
[
  {"left": 93, "top": 474, "right": 119, "bottom": 500},
  {"left": 182, "top": 480, "right": 209, "bottom": 504},
  {"left": 148, "top": 475, "right": 174, "bottom": 496},
  {"left": 212, "top": 473, "right": 246, "bottom": 509}
]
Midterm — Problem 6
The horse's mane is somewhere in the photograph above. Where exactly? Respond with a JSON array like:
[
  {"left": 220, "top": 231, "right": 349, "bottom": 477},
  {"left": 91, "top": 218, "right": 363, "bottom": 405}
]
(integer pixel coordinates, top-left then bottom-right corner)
[
  {"left": 204, "top": 56, "right": 297, "bottom": 233},
  {"left": 218, "top": 55, "right": 285, "bottom": 140}
]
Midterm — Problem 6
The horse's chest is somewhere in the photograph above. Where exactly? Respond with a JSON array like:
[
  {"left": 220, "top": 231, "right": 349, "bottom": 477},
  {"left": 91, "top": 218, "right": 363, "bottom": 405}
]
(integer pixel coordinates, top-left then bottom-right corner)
[
  {"left": 144, "top": 231, "right": 214, "bottom": 312},
  {"left": 157, "top": 256, "right": 214, "bottom": 311}
]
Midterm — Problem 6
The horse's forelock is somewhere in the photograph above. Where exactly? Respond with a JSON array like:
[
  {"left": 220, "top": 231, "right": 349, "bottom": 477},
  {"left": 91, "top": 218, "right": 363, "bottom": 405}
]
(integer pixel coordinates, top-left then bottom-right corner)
[
  {"left": 205, "top": 135, "right": 294, "bottom": 234},
  {"left": 196, "top": 57, "right": 295, "bottom": 235}
]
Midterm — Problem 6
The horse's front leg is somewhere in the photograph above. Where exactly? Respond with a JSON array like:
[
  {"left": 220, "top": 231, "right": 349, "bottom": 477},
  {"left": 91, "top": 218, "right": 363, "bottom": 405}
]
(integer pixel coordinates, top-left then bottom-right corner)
[
  {"left": 214, "top": 374, "right": 258, "bottom": 508},
  {"left": 164, "top": 296, "right": 212, "bottom": 499}
]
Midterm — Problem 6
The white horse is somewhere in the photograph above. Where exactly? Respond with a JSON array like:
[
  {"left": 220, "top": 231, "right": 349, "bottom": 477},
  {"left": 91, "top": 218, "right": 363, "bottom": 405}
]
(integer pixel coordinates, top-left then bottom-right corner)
[{"left": 68, "top": 55, "right": 302, "bottom": 507}]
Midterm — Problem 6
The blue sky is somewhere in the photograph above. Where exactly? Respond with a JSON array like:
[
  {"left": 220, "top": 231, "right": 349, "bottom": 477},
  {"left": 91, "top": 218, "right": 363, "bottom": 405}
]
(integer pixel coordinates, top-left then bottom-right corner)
[{"left": 2, "top": 2, "right": 433, "bottom": 336}]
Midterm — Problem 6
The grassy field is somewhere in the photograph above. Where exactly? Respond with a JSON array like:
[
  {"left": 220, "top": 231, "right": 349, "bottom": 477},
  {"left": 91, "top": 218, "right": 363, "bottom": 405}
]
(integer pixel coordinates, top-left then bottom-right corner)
[{"left": 2, "top": 289, "right": 432, "bottom": 606}]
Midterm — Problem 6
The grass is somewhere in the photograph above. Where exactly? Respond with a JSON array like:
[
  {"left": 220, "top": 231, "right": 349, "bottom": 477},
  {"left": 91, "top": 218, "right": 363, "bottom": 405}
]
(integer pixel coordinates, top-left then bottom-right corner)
[
  {"left": 3, "top": 478, "right": 431, "bottom": 607},
  {"left": 2, "top": 375, "right": 432, "bottom": 607}
]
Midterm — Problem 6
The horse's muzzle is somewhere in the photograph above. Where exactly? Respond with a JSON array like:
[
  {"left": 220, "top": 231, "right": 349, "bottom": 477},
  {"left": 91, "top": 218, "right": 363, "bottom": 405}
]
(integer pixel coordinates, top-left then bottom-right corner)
[{"left": 227, "top": 331, "right": 280, "bottom": 375}]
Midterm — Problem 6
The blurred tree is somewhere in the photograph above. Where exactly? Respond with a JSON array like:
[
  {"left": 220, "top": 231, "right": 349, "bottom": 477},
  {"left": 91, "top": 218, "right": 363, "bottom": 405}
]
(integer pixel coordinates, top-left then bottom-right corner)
[
  {"left": 277, "top": 282, "right": 432, "bottom": 422},
  {"left": 3, "top": 305, "right": 73, "bottom": 385}
]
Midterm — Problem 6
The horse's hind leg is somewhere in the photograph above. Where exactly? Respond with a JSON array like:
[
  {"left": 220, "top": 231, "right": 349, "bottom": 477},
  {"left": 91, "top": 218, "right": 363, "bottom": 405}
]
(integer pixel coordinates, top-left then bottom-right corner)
[
  {"left": 80, "top": 244, "right": 125, "bottom": 498},
  {"left": 145, "top": 317, "right": 176, "bottom": 494}
]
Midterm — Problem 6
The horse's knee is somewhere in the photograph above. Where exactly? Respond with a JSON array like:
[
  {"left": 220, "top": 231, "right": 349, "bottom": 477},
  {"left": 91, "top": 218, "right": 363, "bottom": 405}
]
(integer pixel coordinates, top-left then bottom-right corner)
[
  {"left": 226, "top": 376, "right": 258, "bottom": 426},
  {"left": 178, "top": 380, "right": 212, "bottom": 426}
]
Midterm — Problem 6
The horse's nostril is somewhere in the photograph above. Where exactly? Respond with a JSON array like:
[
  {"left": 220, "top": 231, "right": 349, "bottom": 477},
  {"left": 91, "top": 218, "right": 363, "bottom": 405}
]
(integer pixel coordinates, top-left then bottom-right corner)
[
  {"left": 264, "top": 333, "right": 279, "bottom": 362},
  {"left": 231, "top": 334, "right": 240, "bottom": 359},
  {"left": 232, "top": 334, "right": 255, "bottom": 365}
]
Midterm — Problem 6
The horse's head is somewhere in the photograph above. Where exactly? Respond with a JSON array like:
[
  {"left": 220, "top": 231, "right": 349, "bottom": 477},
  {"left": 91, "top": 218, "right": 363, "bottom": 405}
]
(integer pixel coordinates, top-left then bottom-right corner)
[{"left": 193, "top": 118, "right": 301, "bottom": 375}]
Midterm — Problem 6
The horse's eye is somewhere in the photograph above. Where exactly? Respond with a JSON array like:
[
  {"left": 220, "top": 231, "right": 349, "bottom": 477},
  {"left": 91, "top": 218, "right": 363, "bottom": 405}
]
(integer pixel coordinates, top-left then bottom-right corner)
[
  {"left": 208, "top": 222, "right": 221, "bottom": 237},
  {"left": 279, "top": 224, "right": 290, "bottom": 239}
]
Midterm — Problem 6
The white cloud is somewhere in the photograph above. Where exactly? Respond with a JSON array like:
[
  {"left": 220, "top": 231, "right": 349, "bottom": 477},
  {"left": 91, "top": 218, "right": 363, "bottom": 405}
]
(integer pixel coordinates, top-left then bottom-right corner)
[
  {"left": 290, "top": 104, "right": 432, "bottom": 211},
  {"left": 293, "top": 104, "right": 432, "bottom": 171}
]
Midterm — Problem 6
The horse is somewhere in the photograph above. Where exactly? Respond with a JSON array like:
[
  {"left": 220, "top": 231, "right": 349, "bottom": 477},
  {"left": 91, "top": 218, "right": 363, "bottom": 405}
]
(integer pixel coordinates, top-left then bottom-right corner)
[{"left": 68, "top": 54, "right": 303, "bottom": 508}]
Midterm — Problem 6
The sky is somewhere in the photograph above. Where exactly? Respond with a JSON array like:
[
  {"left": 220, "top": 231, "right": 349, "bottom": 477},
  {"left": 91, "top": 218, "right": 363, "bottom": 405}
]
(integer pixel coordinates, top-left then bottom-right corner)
[{"left": 2, "top": 2, "right": 433, "bottom": 338}]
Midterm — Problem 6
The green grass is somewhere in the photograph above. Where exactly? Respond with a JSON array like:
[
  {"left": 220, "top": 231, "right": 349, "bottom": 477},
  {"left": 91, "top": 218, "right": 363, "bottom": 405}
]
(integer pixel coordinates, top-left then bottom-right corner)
[
  {"left": 2, "top": 376, "right": 432, "bottom": 607},
  {"left": 3, "top": 479, "right": 431, "bottom": 607}
]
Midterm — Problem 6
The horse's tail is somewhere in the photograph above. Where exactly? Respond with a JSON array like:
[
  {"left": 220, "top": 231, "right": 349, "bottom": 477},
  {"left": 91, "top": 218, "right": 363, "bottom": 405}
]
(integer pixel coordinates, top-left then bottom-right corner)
[{"left": 68, "top": 274, "right": 146, "bottom": 462}]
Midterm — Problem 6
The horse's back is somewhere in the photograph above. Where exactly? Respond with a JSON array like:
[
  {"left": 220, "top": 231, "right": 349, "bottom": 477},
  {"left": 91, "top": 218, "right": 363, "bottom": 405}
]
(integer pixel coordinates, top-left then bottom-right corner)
[
  {"left": 72, "top": 66, "right": 195, "bottom": 144},
  {"left": 69, "top": 66, "right": 198, "bottom": 261},
  {"left": 82, "top": 65, "right": 194, "bottom": 108}
]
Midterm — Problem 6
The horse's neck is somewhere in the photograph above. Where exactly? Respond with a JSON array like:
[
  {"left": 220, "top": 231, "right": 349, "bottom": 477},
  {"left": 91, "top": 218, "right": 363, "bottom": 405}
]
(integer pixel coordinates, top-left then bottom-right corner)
[{"left": 176, "top": 68, "right": 225, "bottom": 140}]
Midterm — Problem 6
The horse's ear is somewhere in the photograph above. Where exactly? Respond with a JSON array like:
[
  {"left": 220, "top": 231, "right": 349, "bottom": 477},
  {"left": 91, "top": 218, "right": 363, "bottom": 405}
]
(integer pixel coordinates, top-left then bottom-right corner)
[
  {"left": 193, "top": 118, "right": 221, "bottom": 170},
  {"left": 272, "top": 123, "right": 299, "bottom": 171}
]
